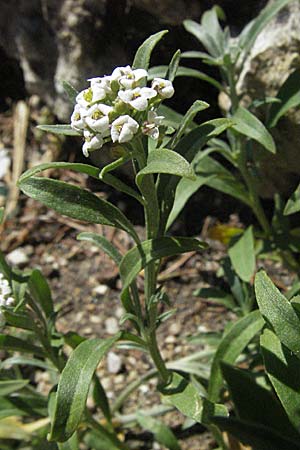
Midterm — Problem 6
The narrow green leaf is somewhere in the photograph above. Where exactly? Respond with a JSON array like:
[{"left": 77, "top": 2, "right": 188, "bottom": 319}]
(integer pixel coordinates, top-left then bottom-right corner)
[
  {"left": 166, "top": 49, "right": 181, "bottom": 82},
  {"left": 132, "top": 30, "right": 168, "bottom": 70},
  {"left": 77, "top": 232, "right": 122, "bottom": 265},
  {"left": 50, "top": 334, "right": 121, "bottom": 442},
  {"left": 137, "top": 413, "right": 181, "bottom": 450},
  {"left": 149, "top": 65, "right": 224, "bottom": 91},
  {"left": 207, "top": 310, "right": 264, "bottom": 402},
  {"left": 228, "top": 226, "right": 255, "bottom": 282},
  {"left": 58, "top": 432, "right": 79, "bottom": 450},
  {"left": 2, "top": 356, "right": 55, "bottom": 371},
  {"left": 268, "top": 70, "right": 300, "bottom": 127},
  {"left": 37, "top": 124, "right": 81, "bottom": 136},
  {"left": 0, "top": 334, "right": 44, "bottom": 357},
  {"left": 93, "top": 376, "right": 112, "bottom": 423},
  {"left": 232, "top": 106, "right": 276, "bottom": 153},
  {"left": 221, "top": 362, "right": 299, "bottom": 438},
  {"left": 284, "top": 183, "right": 300, "bottom": 216},
  {"left": 212, "top": 416, "right": 300, "bottom": 450},
  {"left": 194, "top": 155, "right": 251, "bottom": 205},
  {"left": 0, "top": 379, "right": 29, "bottom": 396},
  {"left": 3, "top": 310, "right": 34, "bottom": 331},
  {"left": 194, "top": 287, "right": 236, "bottom": 310},
  {"left": 158, "top": 119, "right": 234, "bottom": 232},
  {"left": 0, "top": 207, "right": 4, "bottom": 225},
  {"left": 19, "top": 177, "right": 139, "bottom": 243},
  {"left": 28, "top": 269, "right": 54, "bottom": 318},
  {"left": 238, "top": 0, "right": 294, "bottom": 61},
  {"left": 201, "top": 6, "right": 225, "bottom": 56},
  {"left": 120, "top": 237, "right": 207, "bottom": 291},
  {"left": 261, "top": 328, "right": 300, "bottom": 432},
  {"left": 19, "top": 162, "right": 100, "bottom": 184},
  {"left": 137, "top": 149, "right": 195, "bottom": 181},
  {"left": 84, "top": 428, "right": 126, "bottom": 450},
  {"left": 183, "top": 19, "right": 220, "bottom": 57},
  {"left": 166, "top": 175, "right": 213, "bottom": 229},
  {"left": 171, "top": 100, "right": 209, "bottom": 148},
  {"left": 62, "top": 80, "right": 78, "bottom": 104},
  {"left": 255, "top": 271, "right": 300, "bottom": 356},
  {"left": 0, "top": 397, "right": 29, "bottom": 419},
  {"left": 0, "top": 251, "right": 12, "bottom": 280},
  {"left": 160, "top": 372, "right": 227, "bottom": 424},
  {"left": 157, "top": 105, "right": 197, "bottom": 131}
]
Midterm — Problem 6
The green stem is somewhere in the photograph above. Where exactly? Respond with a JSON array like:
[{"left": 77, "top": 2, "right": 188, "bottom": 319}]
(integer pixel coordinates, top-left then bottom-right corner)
[
  {"left": 132, "top": 136, "right": 170, "bottom": 385},
  {"left": 112, "top": 368, "right": 158, "bottom": 413},
  {"left": 147, "top": 329, "right": 171, "bottom": 385}
]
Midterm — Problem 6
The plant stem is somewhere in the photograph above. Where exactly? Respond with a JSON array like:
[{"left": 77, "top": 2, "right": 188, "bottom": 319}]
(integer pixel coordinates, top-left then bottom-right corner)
[{"left": 147, "top": 329, "right": 171, "bottom": 385}]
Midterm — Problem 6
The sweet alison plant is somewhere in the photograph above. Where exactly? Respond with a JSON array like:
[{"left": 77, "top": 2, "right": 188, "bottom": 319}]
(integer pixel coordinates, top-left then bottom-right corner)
[{"left": 0, "top": 32, "right": 235, "bottom": 449}]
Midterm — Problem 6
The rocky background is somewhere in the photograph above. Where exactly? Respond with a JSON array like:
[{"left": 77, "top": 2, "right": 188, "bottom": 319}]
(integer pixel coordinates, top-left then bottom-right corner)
[{"left": 0, "top": 0, "right": 299, "bottom": 196}]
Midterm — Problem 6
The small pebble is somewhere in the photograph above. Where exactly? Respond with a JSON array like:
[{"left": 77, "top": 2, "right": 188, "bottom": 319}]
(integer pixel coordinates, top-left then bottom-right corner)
[
  {"left": 105, "top": 317, "right": 119, "bottom": 334},
  {"left": 93, "top": 284, "right": 108, "bottom": 296},
  {"left": 7, "top": 248, "right": 29, "bottom": 266},
  {"left": 107, "top": 351, "right": 122, "bottom": 374}
]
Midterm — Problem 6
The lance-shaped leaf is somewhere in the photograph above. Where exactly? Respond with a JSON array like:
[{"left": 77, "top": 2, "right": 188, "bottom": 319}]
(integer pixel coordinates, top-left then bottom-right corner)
[
  {"left": 284, "top": 183, "right": 300, "bottom": 216},
  {"left": 159, "top": 372, "right": 227, "bottom": 424},
  {"left": 37, "top": 124, "right": 81, "bottom": 136},
  {"left": 261, "top": 328, "right": 300, "bottom": 432},
  {"left": 171, "top": 100, "right": 209, "bottom": 148},
  {"left": 158, "top": 119, "right": 234, "bottom": 232},
  {"left": 232, "top": 106, "right": 276, "bottom": 153},
  {"left": 255, "top": 271, "right": 300, "bottom": 356},
  {"left": 136, "top": 149, "right": 195, "bottom": 182},
  {"left": 228, "top": 226, "right": 255, "bottom": 282},
  {"left": 166, "top": 175, "right": 214, "bottom": 229},
  {"left": 77, "top": 232, "right": 122, "bottom": 265},
  {"left": 62, "top": 80, "right": 78, "bottom": 104},
  {"left": 0, "top": 334, "right": 44, "bottom": 357},
  {"left": 221, "top": 362, "right": 299, "bottom": 439},
  {"left": 0, "top": 380, "right": 29, "bottom": 396},
  {"left": 28, "top": 269, "right": 54, "bottom": 318},
  {"left": 19, "top": 162, "right": 100, "bottom": 184},
  {"left": 49, "top": 334, "right": 121, "bottom": 442},
  {"left": 207, "top": 310, "right": 264, "bottom": 402},
  {"left": 132, "top": 30, "right": 168, "bottom": 70},
  {"left": 137, "top": 413, "right": 181, "bottom": 450},
  {"left": 119, "top": 237, "right": 207, "bottom": 291},
  {"left": 212, "top": 416, "right": 300, "bottom": 450},
  {"left": 166, "top": 49, "right": 181, "bottom": 82},
  {"left": 19, "top": 177, "right": 139, "bottom": 243},
  {"left": 238, "top": 0, "right": 294, "bottom": 61},
  {"left": 268, "top": 70, "right": 300, "bottom": 128}
]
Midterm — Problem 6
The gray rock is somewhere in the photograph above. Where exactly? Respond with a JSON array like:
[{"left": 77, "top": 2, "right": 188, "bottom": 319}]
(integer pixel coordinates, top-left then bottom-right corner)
[{"left": 237, "top": 0, "right": 300, "bottom": 197}]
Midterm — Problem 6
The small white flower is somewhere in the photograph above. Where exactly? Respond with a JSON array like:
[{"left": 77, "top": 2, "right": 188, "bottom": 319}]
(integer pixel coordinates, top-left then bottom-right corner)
[
  {"left": 88, "top": 76, "right": 112, "bottom": 100},
  {"left": 111, "top": 65, "right": 132, "bottom": 81},
  {"left": 82, "top": 131, "right": 104, "bottom": 157},
  {"left": 151, "top": 78, "right": 174, "bottom": 99},
  {"left": 118, "top": 87, "right": 157, "bottom": 111},
  {"left": 111, "top": 115, "right": 139, "bottom": 143},
  {"left": 119, "top": 69, "right": 148, "bottom": 89},
  {"left": 71, "top": 104, "right": 86, "bottom": 131},
  {"left": 76, "top": 88, "right": 94, "bottom": 108},
  {"left": 142, "top": 109, "right": 164, "bottom": 139},
  {"left": 0, "top": 149, "right": 11, "bottom": 180},
  {"left": 85, "top": 104, "right": 112, "bottom": 133}
]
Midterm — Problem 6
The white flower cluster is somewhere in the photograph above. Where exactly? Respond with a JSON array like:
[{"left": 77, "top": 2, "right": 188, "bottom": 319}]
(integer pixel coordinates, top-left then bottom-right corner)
[
  {"left": 70, "top": 66, "right": 174, "bottom": 156},
  {"left": 0, "top": 273, "right": 14, "bottom": 327}
]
